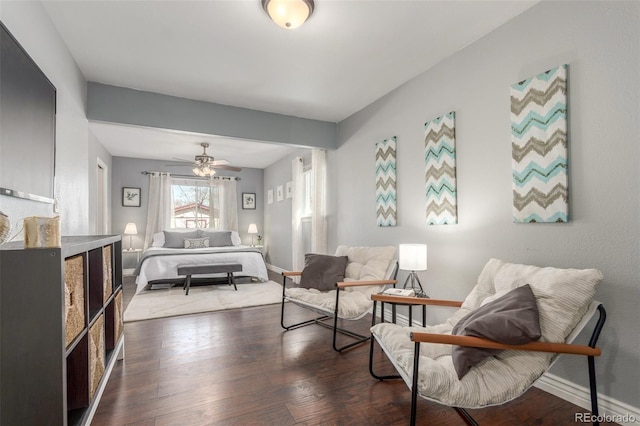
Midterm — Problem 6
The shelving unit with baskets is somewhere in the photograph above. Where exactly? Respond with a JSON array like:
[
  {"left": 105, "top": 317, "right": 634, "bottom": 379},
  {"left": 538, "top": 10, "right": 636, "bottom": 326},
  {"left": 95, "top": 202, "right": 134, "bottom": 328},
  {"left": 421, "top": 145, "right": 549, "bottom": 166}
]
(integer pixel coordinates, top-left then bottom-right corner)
[{"left": 0, "top": 235, "right": 125, "bottom": 425}]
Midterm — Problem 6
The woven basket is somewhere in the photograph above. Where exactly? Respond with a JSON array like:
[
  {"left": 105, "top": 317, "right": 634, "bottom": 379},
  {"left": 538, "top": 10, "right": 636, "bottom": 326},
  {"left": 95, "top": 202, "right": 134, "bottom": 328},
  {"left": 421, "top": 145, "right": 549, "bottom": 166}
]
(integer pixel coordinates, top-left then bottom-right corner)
[{"left": 0, "top": 212, "right": 10, "bottom": 244}]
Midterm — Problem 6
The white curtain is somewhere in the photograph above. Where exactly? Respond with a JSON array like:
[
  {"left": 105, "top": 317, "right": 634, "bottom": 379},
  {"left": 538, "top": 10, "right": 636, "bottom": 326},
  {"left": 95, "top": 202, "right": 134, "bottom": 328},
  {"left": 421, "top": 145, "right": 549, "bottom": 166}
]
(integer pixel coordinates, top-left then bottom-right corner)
[
  {"left": 143, "top": 172, "right": 173, "bottom": 250},
  {"left": 292, "top": 156, "right": 305, "bottom": 272},
  {"left": 214, "top": 178, "right": 238, "bottom": 232},
  {"left": 311, "top": 149, "right": 327, "bottom": 254}
]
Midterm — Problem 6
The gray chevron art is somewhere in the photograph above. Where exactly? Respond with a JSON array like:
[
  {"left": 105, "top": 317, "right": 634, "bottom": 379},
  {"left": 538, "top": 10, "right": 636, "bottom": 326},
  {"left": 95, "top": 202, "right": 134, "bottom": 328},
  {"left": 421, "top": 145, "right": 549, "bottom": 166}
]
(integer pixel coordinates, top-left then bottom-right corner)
[
  {"left": 424, "top": 112, "right": 457, "bottom": 225},
  {"left": 511, "top": 64, "right": 568, "bottom": 223},
  {"left": 375, "top": 136, "right": 397, "bottom": 226}
]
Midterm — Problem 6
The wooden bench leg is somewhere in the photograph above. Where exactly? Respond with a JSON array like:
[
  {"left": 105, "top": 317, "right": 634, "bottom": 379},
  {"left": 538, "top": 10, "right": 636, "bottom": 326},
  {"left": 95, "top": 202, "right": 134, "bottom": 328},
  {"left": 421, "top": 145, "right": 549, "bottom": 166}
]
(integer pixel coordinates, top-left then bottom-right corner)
[
  {"left": 228, "top": 272, "right": 237, "bottom": 291},
  {"left": 184, "top": 274, "right": 192, "bottom": 295}
]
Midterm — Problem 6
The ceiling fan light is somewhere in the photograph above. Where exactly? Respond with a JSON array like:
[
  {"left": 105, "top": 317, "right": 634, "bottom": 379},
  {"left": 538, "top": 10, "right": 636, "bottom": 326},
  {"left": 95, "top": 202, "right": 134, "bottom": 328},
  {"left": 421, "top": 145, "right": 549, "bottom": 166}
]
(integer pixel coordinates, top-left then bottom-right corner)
[{"left": 262, "top": 0, "right": 314, "bottom": 30}]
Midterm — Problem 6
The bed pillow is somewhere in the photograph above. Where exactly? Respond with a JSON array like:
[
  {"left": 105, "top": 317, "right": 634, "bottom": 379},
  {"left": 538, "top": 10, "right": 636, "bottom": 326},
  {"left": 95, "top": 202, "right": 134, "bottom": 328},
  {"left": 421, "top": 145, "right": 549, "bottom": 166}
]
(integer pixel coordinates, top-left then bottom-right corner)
[
  {"left": 300, "top": 254, "right": 348, "bottom": 291},
  {"left": 151, "top": 232, "right": 164, "bottom": 247},
  {"left": 163, "top": 230, "right": 199, "bottom": 248},
  {"left": 184, "top": 237, "right": 210, "bottom": 249},
  {"left": 199, "top": 230, "right": 234, "bottom": 247},
  {"left": 451, "top": 284, "right": 541, "bottom": 379},
  {"left": 230, "top": 231, "right": 241, "bottom": 246}
]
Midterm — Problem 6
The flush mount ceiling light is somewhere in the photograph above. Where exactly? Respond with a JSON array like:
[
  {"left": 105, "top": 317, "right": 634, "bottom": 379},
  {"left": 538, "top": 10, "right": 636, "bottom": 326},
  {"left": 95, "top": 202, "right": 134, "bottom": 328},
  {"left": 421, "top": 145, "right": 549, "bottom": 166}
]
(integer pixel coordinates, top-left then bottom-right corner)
[{"left": 261, "top": 0, "right": 315, "bottom": 29}]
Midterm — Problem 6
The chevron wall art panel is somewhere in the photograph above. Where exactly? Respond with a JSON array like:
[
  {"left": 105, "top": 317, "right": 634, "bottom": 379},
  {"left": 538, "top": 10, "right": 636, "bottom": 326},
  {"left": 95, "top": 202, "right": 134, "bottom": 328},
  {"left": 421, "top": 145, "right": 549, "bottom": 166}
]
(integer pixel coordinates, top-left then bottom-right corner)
[
  {"left": 424, "top": 111, "right": 457, "bottom": 225},
  {"left": 511, "top": 64, "right": 568, "bottom": 223},
  {"left": 375, "top": 136, "right": 397, "bottom": 226}
]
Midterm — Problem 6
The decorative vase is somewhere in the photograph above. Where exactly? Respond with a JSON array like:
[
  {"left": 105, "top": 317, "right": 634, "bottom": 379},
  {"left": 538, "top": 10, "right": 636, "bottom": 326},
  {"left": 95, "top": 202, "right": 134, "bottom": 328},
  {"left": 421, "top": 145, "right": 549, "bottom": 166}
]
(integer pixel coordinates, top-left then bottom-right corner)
[{"left": 0, "top": 211, "right": 10, "bottom": 245}]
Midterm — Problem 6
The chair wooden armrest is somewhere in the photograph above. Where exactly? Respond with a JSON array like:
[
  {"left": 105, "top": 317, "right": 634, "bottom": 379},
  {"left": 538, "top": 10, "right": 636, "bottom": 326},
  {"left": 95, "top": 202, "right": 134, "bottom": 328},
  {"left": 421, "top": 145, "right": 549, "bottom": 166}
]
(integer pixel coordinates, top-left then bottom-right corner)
[
  {"left": 371, "top": 293, "right": 463, "bottom": 307},
  {"left": 337, "top": 279, "right": 397, "bottom": 288},
  {"left": 410, "top": 332, "right": 601, "bottom": 357},
  {"left": 282, "top": 271, "right": 302, "bottom": 277}
]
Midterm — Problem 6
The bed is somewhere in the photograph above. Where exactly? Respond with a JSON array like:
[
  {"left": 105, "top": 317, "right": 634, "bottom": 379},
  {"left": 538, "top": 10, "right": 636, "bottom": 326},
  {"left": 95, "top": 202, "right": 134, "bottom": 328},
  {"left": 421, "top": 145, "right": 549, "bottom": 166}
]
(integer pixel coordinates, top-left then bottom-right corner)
[{"left": 133, "top": 230, "right": 269, "bottom": 294}]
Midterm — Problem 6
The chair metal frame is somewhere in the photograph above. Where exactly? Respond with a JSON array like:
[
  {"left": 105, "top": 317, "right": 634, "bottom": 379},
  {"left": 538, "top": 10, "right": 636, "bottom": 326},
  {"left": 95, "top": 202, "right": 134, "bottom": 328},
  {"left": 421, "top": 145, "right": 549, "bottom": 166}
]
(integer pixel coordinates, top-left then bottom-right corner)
[
  {"left": 369, "top": 295, "right": 607, "bottom": 426},
  {"left": 281, "top": 262, "right": 398, "bottom": 352}
]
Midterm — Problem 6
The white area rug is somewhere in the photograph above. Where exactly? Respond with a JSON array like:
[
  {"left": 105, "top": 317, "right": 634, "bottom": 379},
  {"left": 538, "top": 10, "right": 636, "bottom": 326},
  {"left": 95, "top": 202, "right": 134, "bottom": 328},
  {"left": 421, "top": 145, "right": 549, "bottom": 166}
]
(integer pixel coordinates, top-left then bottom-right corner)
[{"left": 124, "top": 281, "right": 283, "bottom": 322}]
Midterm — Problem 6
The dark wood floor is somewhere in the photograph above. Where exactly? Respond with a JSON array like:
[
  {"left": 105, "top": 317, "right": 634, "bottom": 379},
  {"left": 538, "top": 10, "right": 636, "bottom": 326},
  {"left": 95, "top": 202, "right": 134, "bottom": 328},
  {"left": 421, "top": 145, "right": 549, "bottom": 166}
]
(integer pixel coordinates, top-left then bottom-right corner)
[{"left": 92, "top": 272, "right": 614, "bottom": 425}]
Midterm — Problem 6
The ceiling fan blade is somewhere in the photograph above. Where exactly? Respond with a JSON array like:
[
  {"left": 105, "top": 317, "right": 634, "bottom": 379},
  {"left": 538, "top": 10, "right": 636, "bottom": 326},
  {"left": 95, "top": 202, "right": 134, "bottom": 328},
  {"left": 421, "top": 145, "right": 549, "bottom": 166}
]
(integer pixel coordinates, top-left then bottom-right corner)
[
  {"left": 211, "top": 159, "right": 230, "bottom": 166},
  {"left": 214, "top": 165, "right": 242, "bottom": 172}
]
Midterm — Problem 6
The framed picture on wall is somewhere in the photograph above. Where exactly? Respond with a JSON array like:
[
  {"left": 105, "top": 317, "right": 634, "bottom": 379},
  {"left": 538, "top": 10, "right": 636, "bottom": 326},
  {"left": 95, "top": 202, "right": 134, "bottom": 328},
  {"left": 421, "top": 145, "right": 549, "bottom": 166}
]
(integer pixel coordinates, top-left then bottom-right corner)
[
  {"left": 122, "top": 187, "right": 141, "bottom": 207},
  {"left": 286, "top": 181, "right": 293, "bottom": 199},
  {"left": 242, "top": 192, "right": 256, "bottom": 210},
  {"left": 276, "top": 185, "right": 284, "bottom": 201},
  {"left": 267, "top": 189, "right": 274, "bottom": 204}
]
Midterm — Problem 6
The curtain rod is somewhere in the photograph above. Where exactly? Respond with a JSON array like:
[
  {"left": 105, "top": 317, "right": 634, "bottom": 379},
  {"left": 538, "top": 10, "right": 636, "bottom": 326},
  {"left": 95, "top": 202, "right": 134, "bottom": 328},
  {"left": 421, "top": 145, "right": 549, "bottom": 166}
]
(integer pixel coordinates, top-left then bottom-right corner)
[{"left": 141, "top": 171, "right": 241, "bottom": 181}]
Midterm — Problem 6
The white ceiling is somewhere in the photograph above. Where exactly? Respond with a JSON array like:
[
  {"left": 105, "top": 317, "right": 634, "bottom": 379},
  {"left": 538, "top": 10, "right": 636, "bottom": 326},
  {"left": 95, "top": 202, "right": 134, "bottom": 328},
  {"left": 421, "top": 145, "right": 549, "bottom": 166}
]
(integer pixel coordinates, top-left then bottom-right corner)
[{"left": 42, "top": 0, "right": 538, "bottom": 168}]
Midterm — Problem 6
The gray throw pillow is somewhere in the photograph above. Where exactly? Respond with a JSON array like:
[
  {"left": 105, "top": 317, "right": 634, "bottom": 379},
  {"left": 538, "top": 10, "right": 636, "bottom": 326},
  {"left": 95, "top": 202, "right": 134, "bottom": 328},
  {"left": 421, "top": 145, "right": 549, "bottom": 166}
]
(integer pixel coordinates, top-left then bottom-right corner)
[
  {"left": 163, "top": 230, "right": 199, "bottom": 248},
  {"left": 451, "top": 284, "right": 541, "bottom": 379},
  {"left": 299, "top": 254, "right": 348, "bottom": 291},
  {"left": 198, "top": 230, "right": 234, "bottom": 247}
]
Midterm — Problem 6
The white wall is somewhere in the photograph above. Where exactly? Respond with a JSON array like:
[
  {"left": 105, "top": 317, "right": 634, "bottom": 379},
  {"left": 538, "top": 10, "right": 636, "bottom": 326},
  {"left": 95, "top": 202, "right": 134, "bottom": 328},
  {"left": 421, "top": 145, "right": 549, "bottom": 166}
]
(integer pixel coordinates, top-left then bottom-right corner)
[
  {"left": 88, "top": 130, "right": 113, "bottom": 234},
  {"left": 334, "top": 1, "right": 638, "bottom": 410},
  {"left": 0, "top": 1, "right": 90, "bottom": 236}
]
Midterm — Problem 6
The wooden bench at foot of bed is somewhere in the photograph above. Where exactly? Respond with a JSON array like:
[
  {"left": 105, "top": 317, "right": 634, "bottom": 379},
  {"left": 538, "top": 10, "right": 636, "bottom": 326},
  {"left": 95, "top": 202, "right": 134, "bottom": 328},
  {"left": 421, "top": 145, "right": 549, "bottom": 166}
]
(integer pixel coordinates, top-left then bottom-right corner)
[{"left": 177, "top": 263, "right": 243, "bottom": 295}]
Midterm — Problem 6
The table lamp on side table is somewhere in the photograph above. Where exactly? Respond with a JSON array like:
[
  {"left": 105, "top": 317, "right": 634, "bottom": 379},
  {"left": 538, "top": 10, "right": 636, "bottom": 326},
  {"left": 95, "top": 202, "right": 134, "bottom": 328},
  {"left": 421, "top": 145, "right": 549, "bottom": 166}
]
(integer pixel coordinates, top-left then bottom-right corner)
[
  {"left": 124, "top": 222, "right": 138, "bottom": 251},
  {"left": 248, "top": 223, "right": 258, "bottom": 247},
  {"left": 399, "top": 243, "right": 428, "bottom": 297}
]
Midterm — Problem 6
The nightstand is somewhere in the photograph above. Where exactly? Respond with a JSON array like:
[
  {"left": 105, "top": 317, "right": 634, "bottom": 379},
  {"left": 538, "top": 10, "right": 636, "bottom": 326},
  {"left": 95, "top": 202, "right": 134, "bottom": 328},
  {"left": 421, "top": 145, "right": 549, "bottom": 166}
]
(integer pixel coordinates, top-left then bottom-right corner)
[
  {"left": 122, "top": 248, "right": 142, "bottom": 262},
  {"left": 122, "top": 249, "right": 142, "bottom": 276}
]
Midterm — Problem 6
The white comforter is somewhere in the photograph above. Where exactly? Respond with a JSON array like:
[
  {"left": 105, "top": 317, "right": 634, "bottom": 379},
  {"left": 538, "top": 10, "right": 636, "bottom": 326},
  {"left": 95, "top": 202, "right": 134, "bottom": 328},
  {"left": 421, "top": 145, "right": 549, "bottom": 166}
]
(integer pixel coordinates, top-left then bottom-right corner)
[{"left": 135, "top": 245, "right": 269, "bottom": 294}]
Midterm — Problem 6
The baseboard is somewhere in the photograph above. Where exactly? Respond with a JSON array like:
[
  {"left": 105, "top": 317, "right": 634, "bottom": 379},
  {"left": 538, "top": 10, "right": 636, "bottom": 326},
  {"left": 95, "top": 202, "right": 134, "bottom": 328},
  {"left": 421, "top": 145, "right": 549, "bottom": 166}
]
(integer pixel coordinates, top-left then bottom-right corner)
[
  {"left": 535, "top": 374, "right": 640, "bottom": 426},
  {"left": 266, "top": 263, "right": 286, "bottom": 275},
  {"left": 390, "top": 308, "right": 640, "bottom": 426}
]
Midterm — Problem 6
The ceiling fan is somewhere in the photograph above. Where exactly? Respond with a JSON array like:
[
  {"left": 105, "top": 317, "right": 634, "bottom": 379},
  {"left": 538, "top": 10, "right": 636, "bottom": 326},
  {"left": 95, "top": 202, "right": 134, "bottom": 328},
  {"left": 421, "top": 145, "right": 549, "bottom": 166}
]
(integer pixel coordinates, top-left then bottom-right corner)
[{"left": 167, "top": 142, "right": 242, "bottom": 176}]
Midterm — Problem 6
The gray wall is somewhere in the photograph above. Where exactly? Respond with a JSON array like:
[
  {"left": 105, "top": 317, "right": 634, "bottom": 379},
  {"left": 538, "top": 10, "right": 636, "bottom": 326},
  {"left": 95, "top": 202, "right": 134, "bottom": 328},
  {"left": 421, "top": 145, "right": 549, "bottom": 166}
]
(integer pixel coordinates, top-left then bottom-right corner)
[
  {"left": 0, "top": 1, "right": 90, "bottom": 237},
  {"left": 112, "top": 157, "right": 264, "bottom": 269},
  {"left": 88, "top": 83, "right": 337, "bottom": 149},
  {"left": 332, "top": 1, "right": 638, "bottom": 409},
  {"left": 263, "top": 148, "right": 310, "bottom": 269}
]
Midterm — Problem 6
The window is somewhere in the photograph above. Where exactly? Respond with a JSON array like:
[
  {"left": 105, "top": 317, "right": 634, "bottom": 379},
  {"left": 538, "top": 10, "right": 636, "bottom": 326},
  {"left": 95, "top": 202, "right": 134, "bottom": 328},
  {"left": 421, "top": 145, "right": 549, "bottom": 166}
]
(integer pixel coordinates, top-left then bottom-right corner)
[{"left": 171, "top": 178, "right": 220, "bottom": 229}]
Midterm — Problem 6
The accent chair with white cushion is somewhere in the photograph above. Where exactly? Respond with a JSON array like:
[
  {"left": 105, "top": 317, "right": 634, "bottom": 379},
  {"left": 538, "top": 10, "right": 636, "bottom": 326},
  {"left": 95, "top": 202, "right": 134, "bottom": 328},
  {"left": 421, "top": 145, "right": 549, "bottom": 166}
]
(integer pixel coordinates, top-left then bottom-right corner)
[
  {"left": 370, "top": 258, "right": 606, "bottom": 425},
  {"left": 281, "top": 245, "right": 398, "bottom": 352}
]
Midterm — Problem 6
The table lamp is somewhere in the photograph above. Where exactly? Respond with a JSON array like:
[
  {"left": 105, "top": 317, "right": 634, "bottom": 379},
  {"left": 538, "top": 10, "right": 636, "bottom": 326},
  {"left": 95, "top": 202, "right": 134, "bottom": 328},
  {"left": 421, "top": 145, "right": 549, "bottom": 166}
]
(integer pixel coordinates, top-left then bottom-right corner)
[
  {"left": 248, "top": 223, "right": 258, "bottom": 246},
  {"left": 124, "top": 222, "right": 137, "bottom": 251},
  {"left": 399, "top": 243, "right": 427, "bottom": 297}
]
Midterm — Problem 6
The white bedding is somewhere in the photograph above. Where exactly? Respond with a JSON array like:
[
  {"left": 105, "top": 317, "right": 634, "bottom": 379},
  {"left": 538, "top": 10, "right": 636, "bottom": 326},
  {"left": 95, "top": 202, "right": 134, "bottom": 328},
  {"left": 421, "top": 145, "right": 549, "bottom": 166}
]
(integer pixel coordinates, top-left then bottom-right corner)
[{"left": 135, "top": 245, "right": 269, "bottom": 294}]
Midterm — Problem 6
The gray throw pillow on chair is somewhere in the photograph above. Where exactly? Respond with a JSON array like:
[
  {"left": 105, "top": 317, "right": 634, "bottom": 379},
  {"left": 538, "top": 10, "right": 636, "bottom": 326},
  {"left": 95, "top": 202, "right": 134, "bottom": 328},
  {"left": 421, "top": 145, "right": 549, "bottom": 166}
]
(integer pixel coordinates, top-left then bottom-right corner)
[
  {"left": 300, "top": 253, "right": 348, "bottom": 291},
  {"left": 451, "top": 284, "right": 541, "bottom": 379}
]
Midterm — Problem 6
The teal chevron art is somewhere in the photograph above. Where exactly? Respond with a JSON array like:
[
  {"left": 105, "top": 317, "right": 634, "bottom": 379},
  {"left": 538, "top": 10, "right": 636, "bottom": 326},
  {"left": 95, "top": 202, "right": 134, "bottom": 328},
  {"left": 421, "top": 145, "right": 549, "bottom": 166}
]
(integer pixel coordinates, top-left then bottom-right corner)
[
  {"left": 375, "top": 136, "right": 397, "bottom": 226},
  {"left": 511, "top": 64, "right": 568, "bottom": 223},
  {"left": 424, "top": 112, "right": 457, "bottom": 225}
]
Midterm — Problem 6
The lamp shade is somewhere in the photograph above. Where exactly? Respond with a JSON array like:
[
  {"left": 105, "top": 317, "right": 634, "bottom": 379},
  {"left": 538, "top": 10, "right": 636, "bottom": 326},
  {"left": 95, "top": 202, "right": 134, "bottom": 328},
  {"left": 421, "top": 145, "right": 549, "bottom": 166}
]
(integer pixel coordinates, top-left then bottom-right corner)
[
  {"left": 399, "top": 244, "right": 427, "bottom": 271},
  {"left": 262, "top": 0, "right": 314, "bottom": 29},
  {"left": 247, "top": 223, "right": 258, "bottom": 234},
  {"left": 124, "top": 222, "right": 138, "bottom": 235}
]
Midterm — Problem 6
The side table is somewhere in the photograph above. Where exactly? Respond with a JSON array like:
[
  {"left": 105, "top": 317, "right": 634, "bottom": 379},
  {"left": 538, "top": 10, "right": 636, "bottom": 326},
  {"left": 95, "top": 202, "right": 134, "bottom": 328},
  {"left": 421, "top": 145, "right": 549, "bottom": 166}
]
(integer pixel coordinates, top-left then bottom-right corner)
[
  {"left": 122, "top": 248, "right": 142, "bottom": 262},
  {"left": 122, "top": 248, "right": 142, "bottom": 276},
  {"left": 371, "top": 293, "right": 428, "bottom": 327}
]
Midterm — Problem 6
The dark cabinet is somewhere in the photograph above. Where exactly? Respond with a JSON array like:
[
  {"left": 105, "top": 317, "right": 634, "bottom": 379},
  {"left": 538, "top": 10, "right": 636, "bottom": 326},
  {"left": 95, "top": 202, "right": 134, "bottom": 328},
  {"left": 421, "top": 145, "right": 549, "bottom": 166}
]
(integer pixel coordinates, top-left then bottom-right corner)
[{"left": 0, "top": 235, "right": 124, "bottom": 425}]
